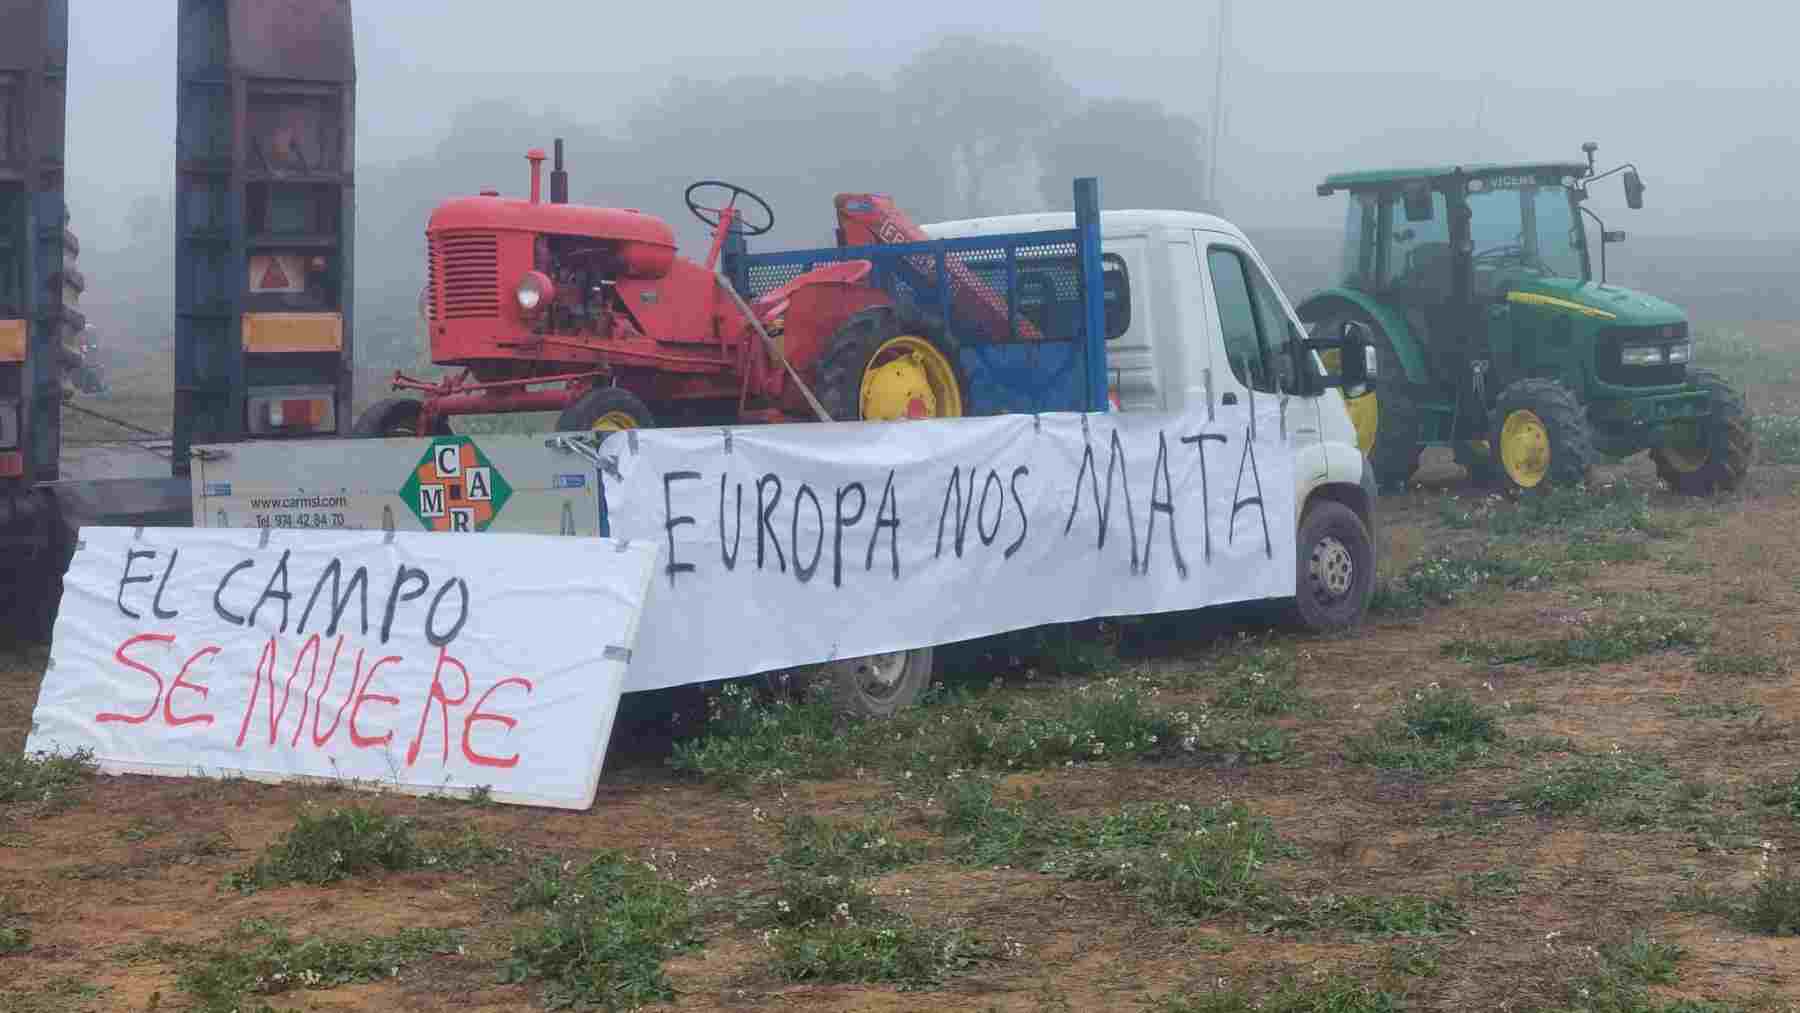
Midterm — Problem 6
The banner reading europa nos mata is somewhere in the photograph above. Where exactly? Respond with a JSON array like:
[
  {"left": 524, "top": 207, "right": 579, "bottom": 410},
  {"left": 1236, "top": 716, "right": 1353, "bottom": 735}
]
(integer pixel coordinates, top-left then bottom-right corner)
[
  {"left": 603, "top": 401, "right": 1297, "bottom": 692},
  {"left": 24, "top": 527, "right": 659, "bottom": 809}
]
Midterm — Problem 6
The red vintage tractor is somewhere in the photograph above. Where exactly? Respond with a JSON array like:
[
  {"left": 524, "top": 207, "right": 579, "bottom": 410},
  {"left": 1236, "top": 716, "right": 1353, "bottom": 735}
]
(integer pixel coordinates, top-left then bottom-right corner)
[{"left": 355, "top": 141, "right": 1033, "bottom": 437}]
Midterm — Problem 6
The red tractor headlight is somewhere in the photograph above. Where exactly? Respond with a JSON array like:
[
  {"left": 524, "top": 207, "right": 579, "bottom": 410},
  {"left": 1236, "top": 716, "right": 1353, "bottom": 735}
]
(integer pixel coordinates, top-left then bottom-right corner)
[{"left": 516, "top": 270, "right": 555, "bottom": 314}]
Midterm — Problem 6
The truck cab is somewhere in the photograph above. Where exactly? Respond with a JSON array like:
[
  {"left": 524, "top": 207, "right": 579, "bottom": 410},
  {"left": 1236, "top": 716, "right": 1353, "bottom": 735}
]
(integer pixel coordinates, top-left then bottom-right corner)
[{"left": 921, "top": 209, "right": 1380, "bottom": 629}]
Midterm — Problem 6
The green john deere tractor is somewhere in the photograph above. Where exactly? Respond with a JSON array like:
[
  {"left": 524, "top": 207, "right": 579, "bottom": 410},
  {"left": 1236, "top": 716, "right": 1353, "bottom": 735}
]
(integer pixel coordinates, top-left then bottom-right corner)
[{"left": 1297, "top": 142, "right": 1754, "bottom": 496}]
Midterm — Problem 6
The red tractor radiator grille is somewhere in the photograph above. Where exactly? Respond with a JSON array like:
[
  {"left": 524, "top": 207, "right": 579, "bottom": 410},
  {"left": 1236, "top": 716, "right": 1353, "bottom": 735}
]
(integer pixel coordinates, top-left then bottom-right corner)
[{"left": 432, "top": 234, "right": 500, "bottom": 320}]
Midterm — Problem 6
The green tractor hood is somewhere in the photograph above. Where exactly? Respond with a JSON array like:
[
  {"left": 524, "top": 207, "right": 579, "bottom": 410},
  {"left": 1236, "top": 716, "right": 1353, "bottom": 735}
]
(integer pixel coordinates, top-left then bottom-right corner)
[{"left": 1503, "top": 277, "right": 1687, "bottom": 329}]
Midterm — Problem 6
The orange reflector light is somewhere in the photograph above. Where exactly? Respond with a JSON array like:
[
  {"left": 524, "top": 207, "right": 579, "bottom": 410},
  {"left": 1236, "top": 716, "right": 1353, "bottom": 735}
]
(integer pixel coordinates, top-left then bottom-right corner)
[
  {"left": 0, "top": 320, "right": 25, "bottom": 363},
  {"left": 267, "top": 398, "right": 324, "bottom": 429},
  {"left": 0, "top": 451, "right": 21, "bottom": 478}
]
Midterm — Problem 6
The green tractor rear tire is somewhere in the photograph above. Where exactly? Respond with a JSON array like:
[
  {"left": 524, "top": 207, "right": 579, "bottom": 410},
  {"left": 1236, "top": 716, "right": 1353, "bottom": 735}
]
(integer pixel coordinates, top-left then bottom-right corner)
[
  {"left": 1309, "top": 306, "right": 1421, "bottom": 491},
  {"left": 1650, "top": 367, "right": 1754, "bottom": 496},
  {"left": 1489, "top": 378, "right": 1596, "bottom": 494}
]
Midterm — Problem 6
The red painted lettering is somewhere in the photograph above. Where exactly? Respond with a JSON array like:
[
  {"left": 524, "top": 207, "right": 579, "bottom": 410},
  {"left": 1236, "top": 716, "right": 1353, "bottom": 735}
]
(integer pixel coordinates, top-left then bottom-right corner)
[
  {"left": 163, "top": 646, "right": 219, "bottom": 727},
  {"left": 98, "top": 633, "right": 174, "bottom": 724},
  {"left": 234, "top": 638, "right": 278, "bottom": 748},
  {"left": 461, "top": 676, "right": 533, "bottom": 769},
  {"left": 405, "top": 647, "right": 471, "bottom": 767},
  {"left": 272, "top": 634, "right": 324, "bottom": 745},
  {"left": 300, "top": 636, "right": 350, "bottom": 748},
  {"left": 349, "top": 654, "right": 402, "bottom": 748}
]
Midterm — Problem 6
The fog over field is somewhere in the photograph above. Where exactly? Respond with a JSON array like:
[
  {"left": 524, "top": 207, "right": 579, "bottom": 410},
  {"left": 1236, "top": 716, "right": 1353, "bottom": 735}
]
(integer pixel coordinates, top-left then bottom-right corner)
[{"left": 59, "top": 0, "right": 1799, "bottom": 368}]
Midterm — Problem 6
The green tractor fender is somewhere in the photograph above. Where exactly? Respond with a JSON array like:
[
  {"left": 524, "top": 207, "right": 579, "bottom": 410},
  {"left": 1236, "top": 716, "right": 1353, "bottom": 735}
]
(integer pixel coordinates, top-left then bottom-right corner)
[{"left": 1295, "top": 288, "right": 1431, "bottom": 387}]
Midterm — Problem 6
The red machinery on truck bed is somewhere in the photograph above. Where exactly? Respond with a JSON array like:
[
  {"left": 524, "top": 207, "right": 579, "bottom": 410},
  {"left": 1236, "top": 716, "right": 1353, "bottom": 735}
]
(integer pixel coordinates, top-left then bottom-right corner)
[{"left": 358, "top": 141, "right": 1106, "bottom": 438}]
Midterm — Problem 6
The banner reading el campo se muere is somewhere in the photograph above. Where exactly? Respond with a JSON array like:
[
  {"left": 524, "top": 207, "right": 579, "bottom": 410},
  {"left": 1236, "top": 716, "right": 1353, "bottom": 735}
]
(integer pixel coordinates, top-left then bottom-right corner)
[{"left": 24, "top": 528, "right": 660, "bottom": 809}]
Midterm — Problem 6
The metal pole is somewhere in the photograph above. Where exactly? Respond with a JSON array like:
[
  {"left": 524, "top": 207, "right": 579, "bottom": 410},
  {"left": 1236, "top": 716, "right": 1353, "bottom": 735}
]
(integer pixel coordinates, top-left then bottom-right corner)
[
  {"left": 1206, "top": 0, "right": 1230, "bottom": 211},
  {"left": 1074, "top": 177, "right": 1107, "bottom": 413}
]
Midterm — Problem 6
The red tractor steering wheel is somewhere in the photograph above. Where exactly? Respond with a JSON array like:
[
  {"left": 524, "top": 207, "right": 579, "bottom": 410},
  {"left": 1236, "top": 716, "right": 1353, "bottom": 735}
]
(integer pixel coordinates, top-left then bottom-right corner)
[{"left": 684, "top": 180, "right": 775, "bottom": 236}]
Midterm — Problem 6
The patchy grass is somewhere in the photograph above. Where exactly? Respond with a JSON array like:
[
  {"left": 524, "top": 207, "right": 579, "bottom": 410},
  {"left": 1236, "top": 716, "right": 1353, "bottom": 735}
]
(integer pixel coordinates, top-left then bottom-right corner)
[
  {"left": 1, "top": 893, "right": 29, "bottom": 954},
  {"left": 1371, "top": 552, "right": 1558, "bottom": 613},
  {"left": 1438, "top": 479, "right": 1656, "bottom": 539},
  {"left": 0, "top": 747, "right": 95, "bottom": 811},
  {"left": 503, "top": 850, "right": 701, "bottom": 1009},
  {"left": 1510, "top": 750, "right": 1673, "bottom": 818},
  {"left": 169, "top": 920, "right": 460, "bottom": 1013},
  {"left": 1443, "top": 615, "right": 1708, "bottom": 669},
  {"left": 1344, "top": 683, "right": 1507, "bottom": 774},
  {"left": 1668, "top": 695, "right": 1764, "bottom": 720},
  {"left": 671, "top": 674, "right": 1285, "bottom": 788},
  {"left": 1458, "top": 867, "right": 1522, "bottom": 898},
  {"left": 1694, "top": 651, "right": 1779, "bottom": 677},
  {"left": 941, "top": 779, "right": 1065, "bottom": 868},
  {"left": 774, "top": 812, "right": 926, "bottom": 877},
  {"left": 1153, "top": 973, "right": 1405, "bottom": 1012},
  {"left": 1753, "top": 414, "right": 1800, "bottom": 465},
  {"left": 227, "top": 804, "right": 508, "bottom": 892}
]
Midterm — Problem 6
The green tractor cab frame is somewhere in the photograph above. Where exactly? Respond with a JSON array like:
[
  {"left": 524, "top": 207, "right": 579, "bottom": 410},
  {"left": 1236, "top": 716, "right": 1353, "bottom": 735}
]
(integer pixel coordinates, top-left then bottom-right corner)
[{"left": 1298, "top": 142, "right": 1753, "bottom": 497}]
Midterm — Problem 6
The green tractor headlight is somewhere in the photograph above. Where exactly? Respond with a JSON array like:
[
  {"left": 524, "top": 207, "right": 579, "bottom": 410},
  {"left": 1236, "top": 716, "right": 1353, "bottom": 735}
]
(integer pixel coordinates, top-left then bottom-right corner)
[
  {"left": 1621, "top": 344, "right": 1666, "bottom": 367},
  {"left": 1666, "top": 341, "right": 1693, "bottom": 364}
]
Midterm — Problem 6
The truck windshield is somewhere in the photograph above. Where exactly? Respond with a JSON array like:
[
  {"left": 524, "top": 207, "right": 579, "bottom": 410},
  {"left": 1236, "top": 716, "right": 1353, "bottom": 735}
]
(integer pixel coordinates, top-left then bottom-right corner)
[{"left": 1467, "top": 183, "right": 1586, "bottom": 283}]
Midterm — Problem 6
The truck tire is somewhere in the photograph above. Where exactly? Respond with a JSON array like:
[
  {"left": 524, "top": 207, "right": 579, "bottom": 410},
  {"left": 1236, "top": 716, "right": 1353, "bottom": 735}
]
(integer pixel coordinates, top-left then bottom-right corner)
[
  {"left": 1489, "top": 378, "right": 1596, "bottom": 493},
  {"left": 1292, "top": 499, "right": 1375, "bottom": 632},
  {"left": 351, "top": 397, "right": 451, "bottom": 437},
  {"left": 821, "top": 647, "right": 935, "bottom": 720},
  {"left": 815, "top": 306, "right": 968, "bottom": 421},
  {"left": 1310, "top": 306, "right": 1421, "bottom": 492},
  {"left": 557, "top": 387, "right": 655, "bottom": 432},
  {"left": 1650, "top": 367, "right": 1754, "bottom": 496}
]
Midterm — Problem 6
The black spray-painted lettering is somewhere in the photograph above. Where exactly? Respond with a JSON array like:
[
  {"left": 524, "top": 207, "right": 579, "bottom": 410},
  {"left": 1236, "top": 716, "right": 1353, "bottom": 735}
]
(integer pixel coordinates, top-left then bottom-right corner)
[
  {"left": 719, "top": 474, "right": 743, "bottom": 571},
  {"left": 246, "top": 549, "right": 294, "bottom": 633},
  {"left": 977, "top": 470, "right": 1004, "bottom": 546},
  {"left": 1064, "top": 430, "right": 1140, "bottom": 571},
  {"left": 213, "top": 559, "right": 254, "bottom": 626},
  {"left": 424, "top": 577, "right": 470, "bottom": 647},
  {"left": 297, "top": 558, "right": 370, "bottom": 638},
  {"left": 1004, "top": 466, "right": 1030, "bottom": 559},
  {"left": 833, "top": 482, "right": 867, "bottom": 587},
  {"left": 1181, "top": 432, "right": 1227, "bottom": 563},
  {"left": 1143, "top": 431, "right": 1188, "bottom": 578},
  {"left": 151, "top": 549, "right": 181, "bottom": 620},
  {"left": 934, "top": 465, "right": 978, "bottom": 558},
  {"left": 381, "top": 565, "right": 430, "bottom": 644},
  {"left": 662, "top": 470, "right": 701, "bottom": 585},
  {"left": 756, "top": 474, "right": 786, "bottom": 573},
  {"left": 116, "top": 549, "right": 157, "bottom": 620},
  {"left": 865, "top": 469, "right": 901, "bottom": 579},
  {"left": 792, "top": 483, "right": 824, "bottom": 583},
  {"left": 1230, "top": 425, "right": 1273, "bottom": 558}
]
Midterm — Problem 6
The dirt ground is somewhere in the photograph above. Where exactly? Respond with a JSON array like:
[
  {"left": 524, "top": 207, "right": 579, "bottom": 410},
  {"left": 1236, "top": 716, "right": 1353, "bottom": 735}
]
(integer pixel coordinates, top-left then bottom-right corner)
[{"left": 6, "top": 324, "right": 1800, "bottom": 1012}]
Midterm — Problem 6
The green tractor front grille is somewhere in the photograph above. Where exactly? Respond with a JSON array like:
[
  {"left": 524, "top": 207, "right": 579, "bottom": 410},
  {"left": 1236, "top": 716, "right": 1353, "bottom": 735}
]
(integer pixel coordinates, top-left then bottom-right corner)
[{"left": 1595, "top": 322, "right": 1690, "bottom": 387}]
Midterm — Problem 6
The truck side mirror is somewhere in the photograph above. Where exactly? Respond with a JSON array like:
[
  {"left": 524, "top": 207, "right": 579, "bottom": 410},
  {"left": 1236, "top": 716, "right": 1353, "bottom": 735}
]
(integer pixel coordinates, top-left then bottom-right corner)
[
  {"left": 1301, "top": 319, "right": 1377, "bottom": 395},
  {"left": 1623, "top": 169, "right": 1645, "bottom": 209}
]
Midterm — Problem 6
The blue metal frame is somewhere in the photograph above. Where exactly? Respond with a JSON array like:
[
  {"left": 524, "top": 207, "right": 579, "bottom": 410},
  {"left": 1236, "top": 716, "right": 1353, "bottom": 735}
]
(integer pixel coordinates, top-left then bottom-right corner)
[{"left": 724, "top": 177, "right": 1110, "bottom": 415}]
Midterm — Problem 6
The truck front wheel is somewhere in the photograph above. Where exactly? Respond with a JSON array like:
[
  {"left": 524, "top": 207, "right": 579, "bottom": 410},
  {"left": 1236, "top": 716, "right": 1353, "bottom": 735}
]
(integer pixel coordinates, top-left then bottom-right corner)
[
  {"left": 1293, "top": 500, "right": 1375, "bottom": 632},
  {"left": 821, "top": 647, "right": 935, "bottom": 719},
  {"left": 1651, "top": 367, "right": 1754, "bottom": 496}
]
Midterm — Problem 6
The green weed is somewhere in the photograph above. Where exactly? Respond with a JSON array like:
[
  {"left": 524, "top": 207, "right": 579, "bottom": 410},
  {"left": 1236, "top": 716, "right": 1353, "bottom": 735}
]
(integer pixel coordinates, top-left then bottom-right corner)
[
  {"left": 1458, "top": 867, "right": 1522, "bottom": 898},
  {"left": 227, "top": 805, "right": 507, "bottom": 892},
  {"left": 1444, "top": 616, "right": 1708, "bottom": 669},
  {"left": 1344, "top": 683, "right": 1506, "bottom": 774},
  {"left": 1153, "top": 973, "right": 1405, "bottom": 1012},
  {"left": 1386, "top": 940, "right": 1442, "bottom": 977},
  {"left": 503, "top": 851, "right": 699, "bottom": 1009},
  {"left": 174, "top": 921, "right": 459, "bottom": 1013},
  {"left": 768, "top": 920, "right": 993, "bottom": 989},
  {"left": 1694, "top": 652, "right": 1778, "bottom": 677},
  {"left": 0, "top": 894, "right": 28, "bottom": 954},
  {"left": 0, "top": 747, "right": 95, "bottom": 810},
  {"left": 1371, "top": 552, "right": 1557, "bottom": 613},
  {"left": 1264, "top": 893, "right": 1465, "bottom": 938},
  {"left": 1566, "top": 539, "right": 1651, "bottom": 564},
  {"left": 1511, "top": 751, "right": 1671, "bottom": 816},
  {"left": 775, "top": 812, "right": 924, "bottom": 877},
  {"left": 1063, "top": 808, "right": 1279, "bottom": 921},
  {"left": 941, "top": 779, "right": 1066, "bottom": 867},
  {"left": 1753, "top": 414, "right": 1800, "bottom": 465},
  {"left": 1438, "top": 479, "right": 1654, "bottom": 538}
]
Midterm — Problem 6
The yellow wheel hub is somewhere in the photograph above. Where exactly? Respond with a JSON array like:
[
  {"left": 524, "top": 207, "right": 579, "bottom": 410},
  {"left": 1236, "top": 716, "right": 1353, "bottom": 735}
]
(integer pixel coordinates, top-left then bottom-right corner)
[
  {"left": 1659, "top": 421, "right": 1711, "bottom": 473},
  {"left": 590, "top": 411, "right": 639, "bottom": 432},
  {"left": 1500, "top": 409, "right": 1552, "bottom": 488},
  {"left": 1345, "top": 391, "right": 1378, "bottom": 456},
  {"left": 859, "top": 335, "right": 964, "bottom": 420}
]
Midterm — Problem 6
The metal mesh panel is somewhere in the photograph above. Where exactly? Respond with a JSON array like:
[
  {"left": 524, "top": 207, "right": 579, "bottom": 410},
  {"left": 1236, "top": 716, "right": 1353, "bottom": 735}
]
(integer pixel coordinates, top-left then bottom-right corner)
[{"left": 738, "top": 230, "right": 1096, "bottom": 415}]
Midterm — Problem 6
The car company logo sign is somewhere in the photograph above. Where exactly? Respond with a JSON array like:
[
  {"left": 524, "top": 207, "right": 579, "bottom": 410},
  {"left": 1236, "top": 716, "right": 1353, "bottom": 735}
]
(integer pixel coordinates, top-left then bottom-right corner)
[{"left": 399, "top": 437, "right": 513, "bottom": 532}]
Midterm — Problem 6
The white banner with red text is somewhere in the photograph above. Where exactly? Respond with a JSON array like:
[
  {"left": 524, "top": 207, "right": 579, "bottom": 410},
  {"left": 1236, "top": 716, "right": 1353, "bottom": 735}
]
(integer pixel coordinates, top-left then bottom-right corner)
[{"left": 23, "top": 526, "right": 659, "bottom": 810}]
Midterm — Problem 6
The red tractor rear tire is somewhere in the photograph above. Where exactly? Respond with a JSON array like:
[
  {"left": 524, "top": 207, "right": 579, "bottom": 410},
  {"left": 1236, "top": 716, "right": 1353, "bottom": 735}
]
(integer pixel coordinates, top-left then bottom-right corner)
[{"left": 815, "top": 306, "right": 968, "bottom": 421}]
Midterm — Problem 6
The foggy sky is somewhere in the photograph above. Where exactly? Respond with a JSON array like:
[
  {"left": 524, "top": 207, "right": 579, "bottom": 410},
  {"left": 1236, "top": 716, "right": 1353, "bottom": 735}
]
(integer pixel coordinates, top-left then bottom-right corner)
[{"left": 63, "top": 0, "right": 1800, "bottom": 252}]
